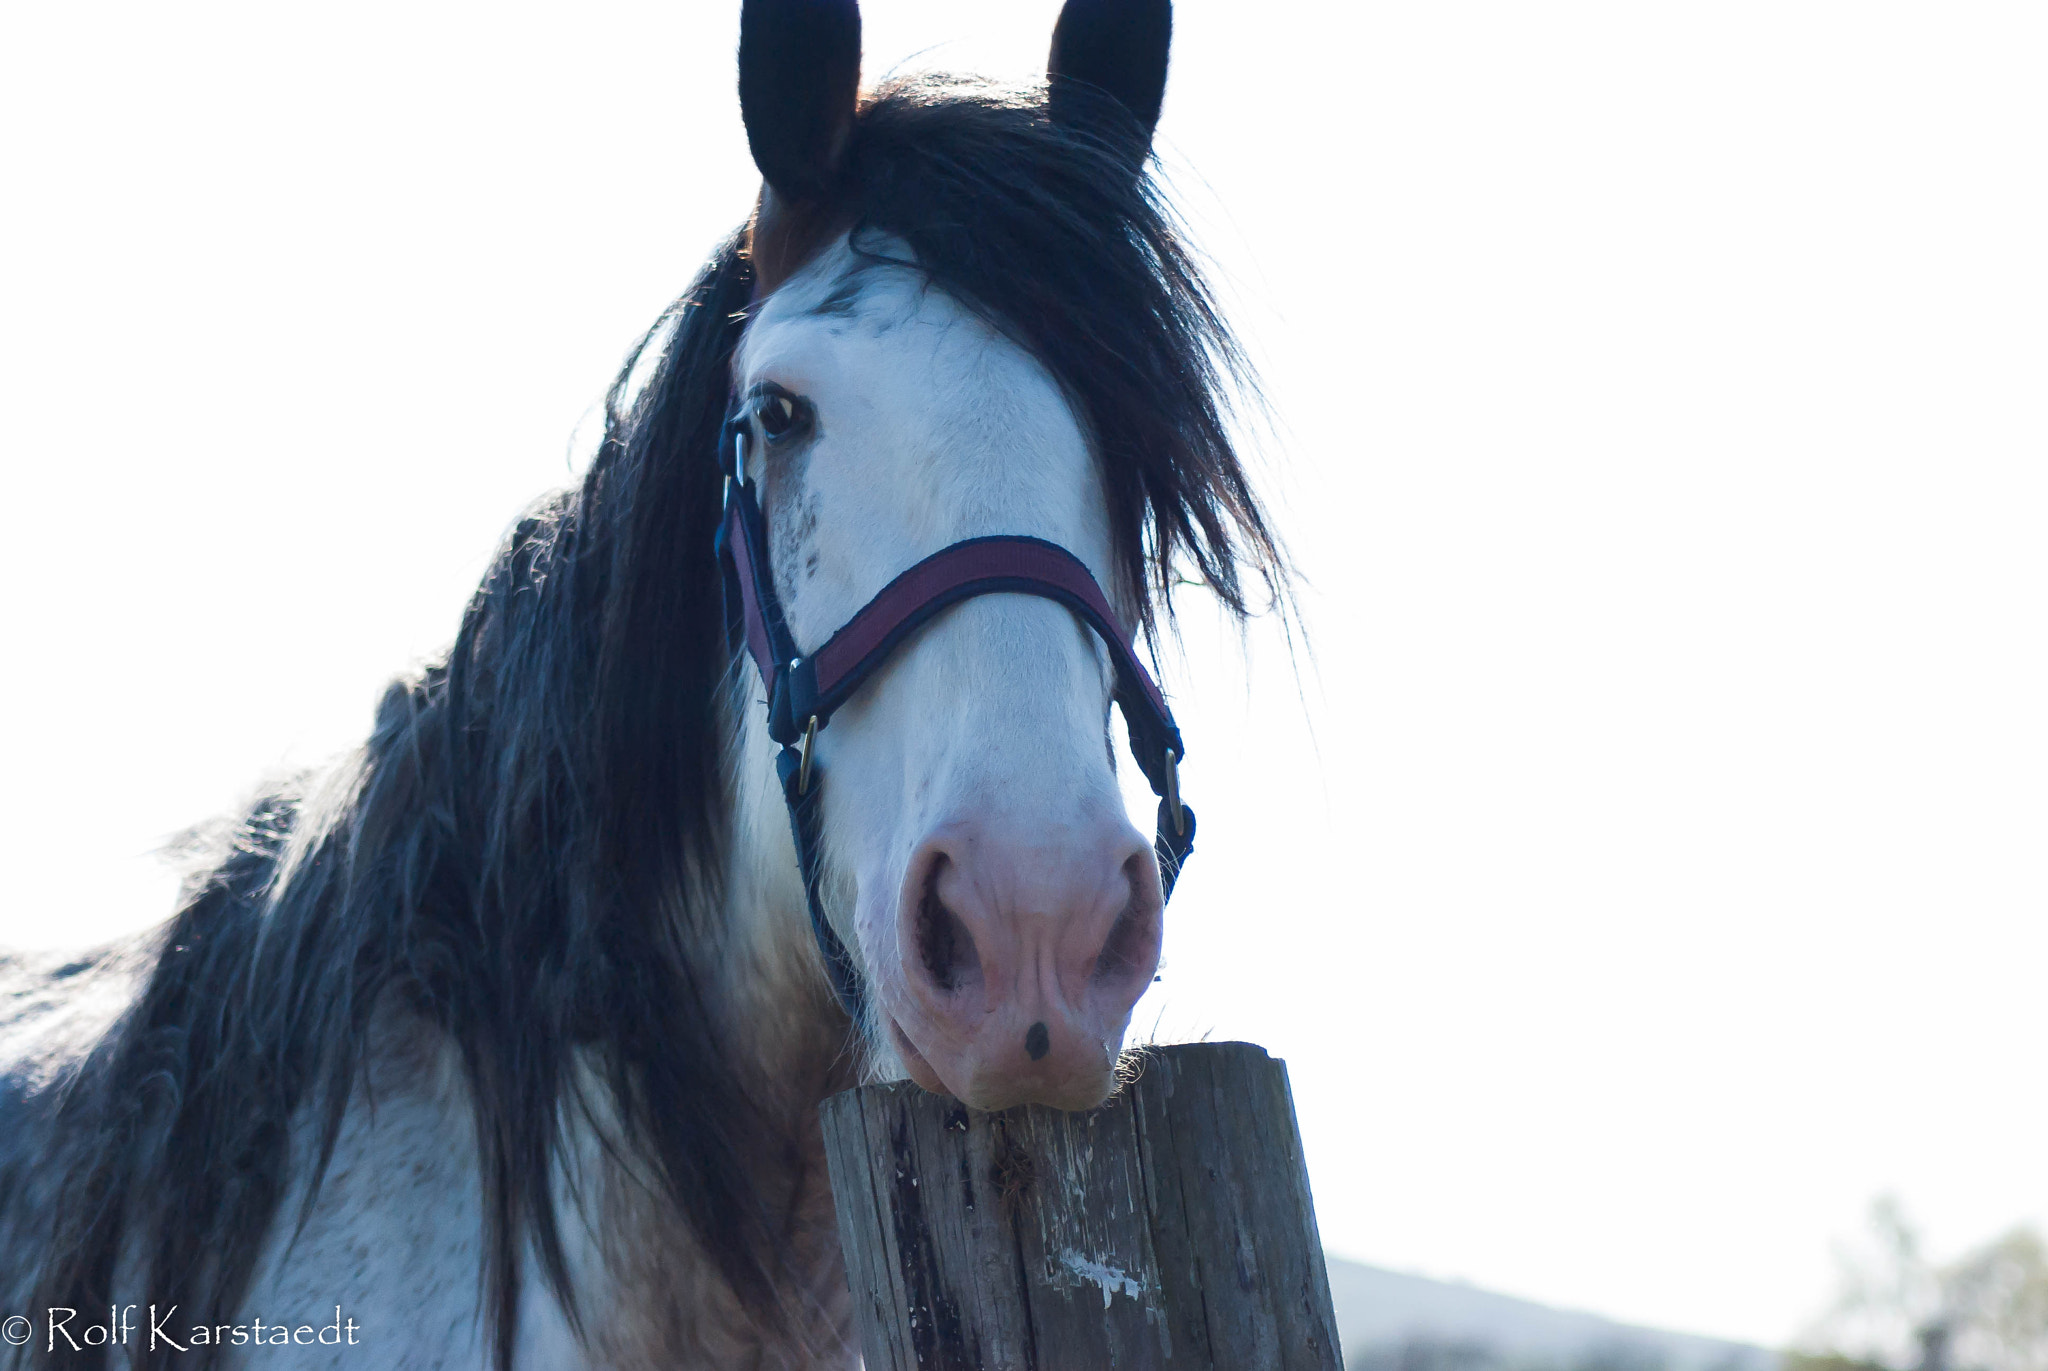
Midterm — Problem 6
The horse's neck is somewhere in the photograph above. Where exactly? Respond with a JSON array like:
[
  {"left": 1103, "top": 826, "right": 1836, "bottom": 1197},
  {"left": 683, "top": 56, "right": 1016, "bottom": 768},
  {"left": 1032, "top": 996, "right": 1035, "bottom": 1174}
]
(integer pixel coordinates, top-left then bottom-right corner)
[
  {"left": 556, "top": 995, "right": 857, "bottom": 1367},
  {"left": 554, "top": 708, "right": 861, "bottom": 1364}
]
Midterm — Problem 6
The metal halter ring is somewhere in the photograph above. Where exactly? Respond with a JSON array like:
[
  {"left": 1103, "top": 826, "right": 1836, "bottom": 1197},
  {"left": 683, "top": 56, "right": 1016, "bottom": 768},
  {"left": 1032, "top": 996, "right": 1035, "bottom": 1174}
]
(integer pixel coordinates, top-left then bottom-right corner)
[
  {"left": 796, "top": 714, "right": 819, "bottom": 796},
  {"left": 723, "top": 427, "right": 748, "bottom": 510},
  {"left": 1164, "top": 746, "right": 1185, "bottom": 836}
]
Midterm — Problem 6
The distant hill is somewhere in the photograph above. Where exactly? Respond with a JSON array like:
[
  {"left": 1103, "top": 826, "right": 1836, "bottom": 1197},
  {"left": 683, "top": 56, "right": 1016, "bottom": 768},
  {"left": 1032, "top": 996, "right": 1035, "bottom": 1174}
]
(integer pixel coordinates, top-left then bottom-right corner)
[{"left": 1325, "top": 1257, "right": 1780, "bottom": 1371}]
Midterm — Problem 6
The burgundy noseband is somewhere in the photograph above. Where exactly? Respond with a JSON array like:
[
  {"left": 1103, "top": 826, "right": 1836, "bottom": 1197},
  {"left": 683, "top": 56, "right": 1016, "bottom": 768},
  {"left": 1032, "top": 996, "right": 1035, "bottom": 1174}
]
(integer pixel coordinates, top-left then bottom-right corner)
[{"left": 714, "top": 419, "right": 1197, "bottom": 1022}]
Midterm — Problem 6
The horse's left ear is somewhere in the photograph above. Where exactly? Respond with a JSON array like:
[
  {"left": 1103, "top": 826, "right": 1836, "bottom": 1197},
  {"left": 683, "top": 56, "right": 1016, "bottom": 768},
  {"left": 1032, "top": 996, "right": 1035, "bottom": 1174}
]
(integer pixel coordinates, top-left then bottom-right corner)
[
  {"left": 738, "top": 0, "right": 863, "bottom": 205},
  {"left": 1047, "top": 0, "right": 1172, "bottom": 163}
]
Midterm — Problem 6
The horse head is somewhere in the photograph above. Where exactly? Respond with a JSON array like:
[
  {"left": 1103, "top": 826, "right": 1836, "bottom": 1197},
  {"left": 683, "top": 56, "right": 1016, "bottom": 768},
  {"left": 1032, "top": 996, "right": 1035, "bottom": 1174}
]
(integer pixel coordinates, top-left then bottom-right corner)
[{"left": 727, "top": 0, "right": 1199, "bottom": 1113}]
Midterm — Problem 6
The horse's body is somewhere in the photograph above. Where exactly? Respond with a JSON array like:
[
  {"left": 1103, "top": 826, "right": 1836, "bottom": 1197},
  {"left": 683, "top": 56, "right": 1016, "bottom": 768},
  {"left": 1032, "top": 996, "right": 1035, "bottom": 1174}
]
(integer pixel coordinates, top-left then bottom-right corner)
[
  {"left": 0, "top": 2, "right": 1281, "bottom": 1366},
  {"left": 1, "top": 636, "right": 860, "bottom": 1364}
]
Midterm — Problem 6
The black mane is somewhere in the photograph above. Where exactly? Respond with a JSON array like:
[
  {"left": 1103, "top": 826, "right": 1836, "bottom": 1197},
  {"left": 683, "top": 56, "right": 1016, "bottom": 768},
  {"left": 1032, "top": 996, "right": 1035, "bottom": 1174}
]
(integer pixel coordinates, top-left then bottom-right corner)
[{"left": 17, "top": 75, "right": 1282, "bottom": 1368}]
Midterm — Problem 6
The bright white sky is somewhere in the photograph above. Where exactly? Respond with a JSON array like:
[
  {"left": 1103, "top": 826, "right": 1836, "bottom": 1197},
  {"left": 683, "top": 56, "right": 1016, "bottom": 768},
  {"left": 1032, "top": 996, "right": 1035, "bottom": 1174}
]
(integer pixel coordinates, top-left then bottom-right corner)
[{"left": 2, "top": 0, "right": 2042, "bottom": 1349}]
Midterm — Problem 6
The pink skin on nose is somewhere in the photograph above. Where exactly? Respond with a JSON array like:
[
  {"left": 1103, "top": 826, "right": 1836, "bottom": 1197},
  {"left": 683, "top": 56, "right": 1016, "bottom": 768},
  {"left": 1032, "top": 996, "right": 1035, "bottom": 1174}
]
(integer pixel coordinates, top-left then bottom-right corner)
[{"left": 883, "top": 816, "right": 1164, "bottom": 1112}]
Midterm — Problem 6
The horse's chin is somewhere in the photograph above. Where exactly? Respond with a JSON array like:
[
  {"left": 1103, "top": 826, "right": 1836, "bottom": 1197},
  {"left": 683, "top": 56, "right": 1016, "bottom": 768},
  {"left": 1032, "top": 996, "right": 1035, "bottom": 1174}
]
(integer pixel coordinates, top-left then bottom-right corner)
[
  {"left": 889, "top": 1019, "right": 952, "bottom": 1095},
  {"left": 887, "top": 1015, "right": 1117, "bottom": 1114}
]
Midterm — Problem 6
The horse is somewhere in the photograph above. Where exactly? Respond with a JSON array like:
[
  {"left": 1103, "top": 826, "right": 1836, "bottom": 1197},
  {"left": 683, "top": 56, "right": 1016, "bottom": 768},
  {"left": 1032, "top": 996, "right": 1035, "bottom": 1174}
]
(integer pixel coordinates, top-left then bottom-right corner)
[{"left": 0, "top": 0, "right": 1284, "bottom": 1365}]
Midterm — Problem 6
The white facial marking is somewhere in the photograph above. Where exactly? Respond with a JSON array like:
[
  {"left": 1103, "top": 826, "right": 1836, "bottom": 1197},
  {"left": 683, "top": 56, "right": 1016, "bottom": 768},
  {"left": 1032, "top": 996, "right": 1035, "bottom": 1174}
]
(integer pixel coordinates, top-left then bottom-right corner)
[{"left": 731, "top": 233, "right": 1162, "bottom": 1111}]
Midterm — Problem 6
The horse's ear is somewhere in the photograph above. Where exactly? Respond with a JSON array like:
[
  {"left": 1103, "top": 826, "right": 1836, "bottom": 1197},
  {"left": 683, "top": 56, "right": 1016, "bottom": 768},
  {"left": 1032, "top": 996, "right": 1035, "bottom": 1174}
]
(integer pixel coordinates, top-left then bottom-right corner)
[
  {"left": 1047, "top": 0, "right": 1171, "bottom": 164},
  {"left": 738, "top": 0, "right": 862, "bottom": 205}
]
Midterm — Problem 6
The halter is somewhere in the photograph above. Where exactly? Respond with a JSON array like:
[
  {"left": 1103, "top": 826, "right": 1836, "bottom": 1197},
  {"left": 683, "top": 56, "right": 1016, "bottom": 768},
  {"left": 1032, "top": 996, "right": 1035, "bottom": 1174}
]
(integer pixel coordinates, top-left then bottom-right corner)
[{"left": 713, "top": 418, "right": 1197, "bottom": 1023}]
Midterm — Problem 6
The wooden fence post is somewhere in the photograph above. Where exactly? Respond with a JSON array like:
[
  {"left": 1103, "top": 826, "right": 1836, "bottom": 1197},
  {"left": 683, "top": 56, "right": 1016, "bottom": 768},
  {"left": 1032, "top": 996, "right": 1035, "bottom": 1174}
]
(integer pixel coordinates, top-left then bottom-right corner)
[{"left": 820, "top": 1040, "right": 1344, "bottom": 1370}]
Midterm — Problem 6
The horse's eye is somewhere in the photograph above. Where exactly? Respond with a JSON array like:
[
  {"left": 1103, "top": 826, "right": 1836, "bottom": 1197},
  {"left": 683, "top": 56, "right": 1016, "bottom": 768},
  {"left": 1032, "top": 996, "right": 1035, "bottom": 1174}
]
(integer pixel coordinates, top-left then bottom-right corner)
[{"left": 758, "top": 393, "right": 801, "bottom": 440}]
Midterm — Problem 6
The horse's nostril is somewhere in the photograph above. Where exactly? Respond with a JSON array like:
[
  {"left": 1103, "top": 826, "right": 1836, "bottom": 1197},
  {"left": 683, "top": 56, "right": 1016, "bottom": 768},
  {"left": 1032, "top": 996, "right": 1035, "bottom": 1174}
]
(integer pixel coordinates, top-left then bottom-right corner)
[
  {"left": 1025, "top": 1021, "right": 1050, "bottom": 1061},
  {"left": 1091, "top": 895, "right": 1152, "bottom": 985},
  {"left": 917, "top": 865, "right": 980, "bottom": 994}
]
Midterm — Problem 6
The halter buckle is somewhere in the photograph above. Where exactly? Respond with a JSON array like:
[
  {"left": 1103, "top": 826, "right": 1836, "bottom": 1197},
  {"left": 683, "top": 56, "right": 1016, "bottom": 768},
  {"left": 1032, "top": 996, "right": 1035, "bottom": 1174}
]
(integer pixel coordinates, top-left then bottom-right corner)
[
  {"left": 724, "top": 426, "right": 748, "bottom": 510},
  {"left": 796, "top": 714, "right": 819, "bottom": 796},
  {"left": 1164, "top": 746, "right": 1185, "bottom": 836}
]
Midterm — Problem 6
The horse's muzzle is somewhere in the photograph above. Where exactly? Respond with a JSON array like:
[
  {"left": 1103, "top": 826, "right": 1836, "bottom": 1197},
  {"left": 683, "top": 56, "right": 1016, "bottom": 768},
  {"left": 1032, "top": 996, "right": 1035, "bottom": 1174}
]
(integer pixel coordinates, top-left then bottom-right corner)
[{"left": 882, "top": 812, "right": 1163, "bottom": 1113}]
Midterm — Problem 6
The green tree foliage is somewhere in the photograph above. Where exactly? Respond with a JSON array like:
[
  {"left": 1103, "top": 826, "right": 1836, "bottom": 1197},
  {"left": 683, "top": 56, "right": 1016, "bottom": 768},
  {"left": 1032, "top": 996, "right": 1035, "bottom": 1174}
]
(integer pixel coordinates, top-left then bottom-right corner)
[
  {"left": 1798, "top": 1200, "right": 2048, "bottom": 1371},
  {"left": 1944, "top": 1229, "right": 2048, "bottom": 1371}
]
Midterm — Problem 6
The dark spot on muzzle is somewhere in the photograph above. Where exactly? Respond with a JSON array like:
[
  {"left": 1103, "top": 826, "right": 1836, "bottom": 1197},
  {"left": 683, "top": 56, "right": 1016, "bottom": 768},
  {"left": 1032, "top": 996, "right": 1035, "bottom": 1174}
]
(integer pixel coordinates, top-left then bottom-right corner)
[{"left": 1025, "top": 1021, "right": 1051, "bottom": 1061}]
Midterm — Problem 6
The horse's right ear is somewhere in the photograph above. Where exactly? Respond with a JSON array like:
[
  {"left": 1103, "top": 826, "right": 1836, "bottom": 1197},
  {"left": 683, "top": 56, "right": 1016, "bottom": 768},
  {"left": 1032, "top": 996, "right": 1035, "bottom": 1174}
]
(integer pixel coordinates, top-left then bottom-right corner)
[
  {"left": 1047, "top": 0, "right": 1171, "bottom": 166},
  {"left": 738, "top": 0, "right": 862, "bottom": 205}
]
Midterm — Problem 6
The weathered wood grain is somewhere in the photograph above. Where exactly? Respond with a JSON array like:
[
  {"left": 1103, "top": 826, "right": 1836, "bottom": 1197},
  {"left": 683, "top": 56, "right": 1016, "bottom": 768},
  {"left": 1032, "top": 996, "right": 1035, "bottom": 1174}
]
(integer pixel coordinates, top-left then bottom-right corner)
[{"left": 820, "top": 1041, "right": 1343, "bottom": 1370}]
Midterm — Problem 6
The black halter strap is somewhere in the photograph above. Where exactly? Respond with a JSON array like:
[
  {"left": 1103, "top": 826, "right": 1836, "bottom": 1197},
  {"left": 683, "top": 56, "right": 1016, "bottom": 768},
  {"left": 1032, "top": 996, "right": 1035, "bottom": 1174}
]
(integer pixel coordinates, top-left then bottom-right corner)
[{"left": 713, "top": 421, "right": 1196, "bottom": 1022}]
